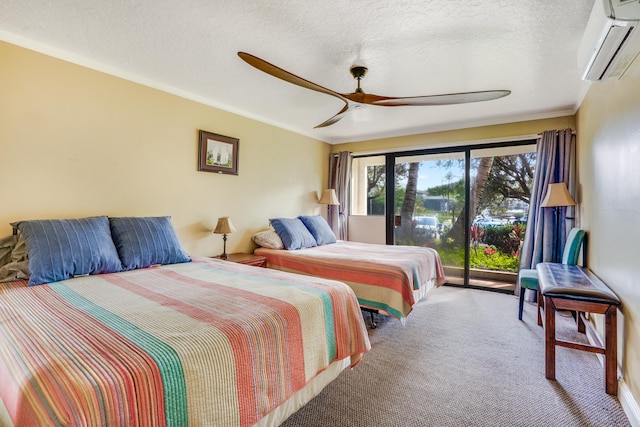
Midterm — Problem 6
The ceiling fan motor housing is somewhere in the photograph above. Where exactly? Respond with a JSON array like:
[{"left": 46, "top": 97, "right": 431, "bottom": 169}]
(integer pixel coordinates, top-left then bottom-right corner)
[
  {"left": 350, "top": 65, "right": 368, "bottom": 80},
  {"left": 350, "top": 65, "right": 368, "bottom": 93}
]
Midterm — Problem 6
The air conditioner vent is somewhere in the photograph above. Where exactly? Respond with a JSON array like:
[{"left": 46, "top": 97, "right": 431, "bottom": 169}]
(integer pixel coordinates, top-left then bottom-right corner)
[{"left": 578, "top": 0, "right": 640, "bottom": 81}]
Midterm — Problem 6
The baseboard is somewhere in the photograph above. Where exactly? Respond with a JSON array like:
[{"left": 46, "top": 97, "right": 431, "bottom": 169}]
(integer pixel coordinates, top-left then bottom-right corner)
[
  {"left": 584, "top": 318, "right": 640, "bottom": 426},
  {"left": 619, "top": 380, "right": 640, "bottom": 427}
]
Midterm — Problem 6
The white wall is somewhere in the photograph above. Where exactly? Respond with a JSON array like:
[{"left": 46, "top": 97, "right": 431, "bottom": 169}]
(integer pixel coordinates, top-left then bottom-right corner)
[{"left": 348, "top": 216, "right": 385, "bottom": 244}]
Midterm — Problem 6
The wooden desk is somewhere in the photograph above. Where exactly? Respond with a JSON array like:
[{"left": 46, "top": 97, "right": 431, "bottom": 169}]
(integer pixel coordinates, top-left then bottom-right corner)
[{"left": 536, "top": 263, "right": 620, "bottom": 395}]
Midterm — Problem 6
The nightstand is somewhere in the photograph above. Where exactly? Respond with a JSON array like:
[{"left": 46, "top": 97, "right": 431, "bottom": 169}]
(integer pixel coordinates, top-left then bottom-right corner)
[{"left": 215, "top": 253, "right": 267, "bottom": 268}]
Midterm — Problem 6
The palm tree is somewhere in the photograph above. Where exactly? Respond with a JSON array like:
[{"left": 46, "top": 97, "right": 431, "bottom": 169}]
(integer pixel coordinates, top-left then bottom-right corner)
[
  {"left": 399, "top": 163, "right": 420, "bottom": 226},
  {"left": 446, "top": 156, "right": 494, "bottom": 242},
  {"left": 394, "top": 162, "right": 420, "bottom": 243}
]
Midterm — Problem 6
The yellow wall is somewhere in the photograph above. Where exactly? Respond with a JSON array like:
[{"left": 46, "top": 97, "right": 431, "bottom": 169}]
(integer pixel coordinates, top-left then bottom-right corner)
[
  {"left": 331, "top": 116, "right": 575, "bottom": 154},
  {"left": 0, "top": 41, "right": 330, "bottom": 256},
  {"left": 577, "top": 62, "right": 640, "bottom": 402}
]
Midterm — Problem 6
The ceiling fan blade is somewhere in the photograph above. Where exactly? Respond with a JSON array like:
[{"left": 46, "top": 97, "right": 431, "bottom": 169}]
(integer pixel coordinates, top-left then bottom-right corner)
[
  {"left": 238, "top": 52, "right": 347, "bottom": 103},
  {"left": 313, "top": 103, "right": 352, "bottom": 128},
  {"left": 239, "top": 51, "right": 510, "bottom": 128},
  {"left": 371, "top": 90, "right": 511, "bottom": 106},
  {"left": 341, "top": 92, "right": 389, "bottom": 104}
]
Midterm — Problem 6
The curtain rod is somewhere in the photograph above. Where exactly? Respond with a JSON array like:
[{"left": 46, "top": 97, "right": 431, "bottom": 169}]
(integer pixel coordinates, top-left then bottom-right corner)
[{"left": 537, "top": 129, "right": 576, "bottom": 136}]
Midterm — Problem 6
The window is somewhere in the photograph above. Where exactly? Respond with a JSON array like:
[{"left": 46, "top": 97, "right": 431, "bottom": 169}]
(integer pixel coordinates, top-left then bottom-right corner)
[{"left": 351, "top": 155, "right": 386, "bottom": 215}]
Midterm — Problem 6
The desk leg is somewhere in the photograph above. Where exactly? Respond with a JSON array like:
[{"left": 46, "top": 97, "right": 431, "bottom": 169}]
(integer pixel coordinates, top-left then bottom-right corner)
[
  {"left": 577, "top": 311, "right": 586, "bottom": 334},
  {"left": 605, "top": 306, "right": 618, "bottom": 395},
  {"left": 545, "top": 297, "right": 556, "bottom": 381},
  {"left": 537, "top": 289, "right": 543, "bottom": 327}
]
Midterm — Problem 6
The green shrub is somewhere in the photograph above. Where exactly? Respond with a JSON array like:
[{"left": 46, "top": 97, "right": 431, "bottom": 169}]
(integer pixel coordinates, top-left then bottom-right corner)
[
  {"left": 395, "top": 222, "right": 524, "bottom": 272},
  {"left": 470, "top": 249, "right": 520, "bottom": 271},
  {"left": 482, "top": 225, "right": 511, "bottom": 252},
  {"left": 482, "top": 224, "right": 524, "bottom": 256},
  {"left": 433, "top": 242, "right": 520, "bottom": 272}
]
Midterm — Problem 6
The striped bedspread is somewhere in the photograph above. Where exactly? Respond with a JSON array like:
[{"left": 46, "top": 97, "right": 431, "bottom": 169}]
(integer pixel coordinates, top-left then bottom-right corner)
[
  {"left": 0, "top": 258, "right": 370, "bottom": 426},
  {"left": 255, "top": 241, "right": 445, "bottom": 321}
]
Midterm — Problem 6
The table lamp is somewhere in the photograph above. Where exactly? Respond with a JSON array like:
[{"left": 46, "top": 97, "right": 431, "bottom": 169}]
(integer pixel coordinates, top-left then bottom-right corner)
[
  {"left": 541, "top": 183, "right": 576, "bottom": 261},
  {"left": 318, "top": 189, "right": 339, "bottom": 205},
  {"left": 214, "top": 216, "right": 236, "bottom": 260}
]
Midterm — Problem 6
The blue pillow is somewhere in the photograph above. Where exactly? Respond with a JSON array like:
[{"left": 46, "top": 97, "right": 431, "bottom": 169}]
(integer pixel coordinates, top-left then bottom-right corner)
[
  {"left": 299, "top": 215, "right": 337, "bottom": 245},
  {"left": 269, "top": 218, "right": 317, "bottom": 250},
  {"left": 11, "top": 216, "right": 123, "bottom": 286},
  {"left": 109, "top": 216, "right": 191, "bottom": 270}
]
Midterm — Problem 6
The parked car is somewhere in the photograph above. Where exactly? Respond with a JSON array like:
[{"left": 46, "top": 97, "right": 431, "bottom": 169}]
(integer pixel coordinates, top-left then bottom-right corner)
[
  {"left": 414, "top": 216, "right": 442, "bottom": 237},
  {"left": 513, "top": 215, "right": 528, "bottom": 225},
  {"left": 473, "top": 217, "right": 504, "bottom": 227}
]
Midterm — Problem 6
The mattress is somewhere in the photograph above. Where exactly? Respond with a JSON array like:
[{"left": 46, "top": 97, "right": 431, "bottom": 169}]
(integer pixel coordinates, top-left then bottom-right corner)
[
  {"left": 0, "top": 257, "right": 370, "bottom": 426},
  {"left": 256, "top": 241, "right": 445, "bottom": 321}
]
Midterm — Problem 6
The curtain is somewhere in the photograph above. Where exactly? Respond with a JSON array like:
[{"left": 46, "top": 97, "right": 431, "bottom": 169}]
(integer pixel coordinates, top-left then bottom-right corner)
[
  {"left": 517, "top": 129, "right": 576, "bottom": 296},
  {"left": 328, "top": 151, "right": 352, "bottom": 240}
]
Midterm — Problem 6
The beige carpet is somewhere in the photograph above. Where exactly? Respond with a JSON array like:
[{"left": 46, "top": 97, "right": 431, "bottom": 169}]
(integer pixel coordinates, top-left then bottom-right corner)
[{"left": 281, "top": 286, "right": 630, "bottom": 427}]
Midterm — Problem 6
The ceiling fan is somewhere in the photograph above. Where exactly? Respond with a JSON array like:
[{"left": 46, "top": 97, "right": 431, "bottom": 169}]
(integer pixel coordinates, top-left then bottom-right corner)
[{"left": 238, "top": 52, "right": 511, "bottom": 128}]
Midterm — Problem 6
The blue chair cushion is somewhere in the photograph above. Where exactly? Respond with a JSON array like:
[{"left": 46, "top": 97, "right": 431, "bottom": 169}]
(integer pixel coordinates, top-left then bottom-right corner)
[
  {"left": 518, "top": 268, "right": 539, "bottom": 290},
  {"left": 561, "top": 228, "right": 586, "bottom": 265}
]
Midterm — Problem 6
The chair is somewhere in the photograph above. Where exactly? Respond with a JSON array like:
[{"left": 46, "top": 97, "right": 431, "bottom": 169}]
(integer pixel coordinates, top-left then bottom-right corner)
[{"left": 517, "top": 228, "right": 585, "bottom": 320}]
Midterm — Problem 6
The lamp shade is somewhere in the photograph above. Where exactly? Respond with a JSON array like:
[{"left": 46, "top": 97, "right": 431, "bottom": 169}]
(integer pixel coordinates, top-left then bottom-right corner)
[
  {"left": 214, "top": 217, "right": 236, "bottom": 234},
  {"left": 318, "top": 189, "right": 339, "bottom": 205},
  {"left": 541, "top": 183, "right": 576, "bottom": 208}
]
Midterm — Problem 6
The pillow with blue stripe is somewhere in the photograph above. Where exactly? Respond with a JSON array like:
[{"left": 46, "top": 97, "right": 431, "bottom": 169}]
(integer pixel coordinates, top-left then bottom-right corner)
[
  {"left": 11, "top": 216, "right": 123, "bottom": 286},
  {"left": 109, "top": 216, "right": 191, "bottom": 270},
  {"left": 298, "top": 215, "right": 337, "bottom": 245},
  {"left": 269, "top": 217, "right": 317, "bottom": 250}
]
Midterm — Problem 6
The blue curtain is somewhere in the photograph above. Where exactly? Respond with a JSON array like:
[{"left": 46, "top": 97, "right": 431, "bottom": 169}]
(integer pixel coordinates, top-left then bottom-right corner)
[
  {"left": 328, "top": 151, "right": 352, "bottom": 240},
  {"left": 517, "top": 129, "right": 575, "bottom": 296}
]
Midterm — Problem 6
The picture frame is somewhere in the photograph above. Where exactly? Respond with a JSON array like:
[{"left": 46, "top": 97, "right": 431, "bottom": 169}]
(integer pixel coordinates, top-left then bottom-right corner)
[{"left": 198, "top": 130, "right": 239, "bottom": 175}]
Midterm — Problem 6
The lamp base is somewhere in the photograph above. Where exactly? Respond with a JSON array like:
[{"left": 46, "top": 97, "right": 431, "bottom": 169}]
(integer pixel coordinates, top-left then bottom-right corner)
[{"left": 220, "top": 233, "right": 229, "bottom": 260}]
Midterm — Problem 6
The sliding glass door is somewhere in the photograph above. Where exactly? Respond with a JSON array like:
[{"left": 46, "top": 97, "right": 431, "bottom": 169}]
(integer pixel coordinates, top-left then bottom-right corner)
[
  {"left": 466, "top": 145, "right": 536, "bottom": 291},
  {"left": 350, "top": 141, "right": 536, "bottom": 291},
  {"left": 393, "top": 152, "right": 467, "bottom": 284},
  {"left": 381, "top": 142, "right": 536, "bottom": 291}
]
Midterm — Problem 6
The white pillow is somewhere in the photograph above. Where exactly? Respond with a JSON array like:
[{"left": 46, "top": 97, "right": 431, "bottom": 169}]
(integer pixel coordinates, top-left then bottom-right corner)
[{"left": 251, "top": 229, "right": 284, "bottom": 250}]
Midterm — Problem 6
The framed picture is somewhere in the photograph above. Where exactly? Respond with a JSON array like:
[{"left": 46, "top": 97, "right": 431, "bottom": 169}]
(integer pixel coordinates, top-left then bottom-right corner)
[{"left": 198, "top": 130, "right": 239, "bottom": 175}]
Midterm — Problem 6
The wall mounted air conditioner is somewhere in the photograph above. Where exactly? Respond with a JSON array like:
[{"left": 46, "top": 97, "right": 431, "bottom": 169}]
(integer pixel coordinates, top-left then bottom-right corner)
[{"left": 578, "top": 0, "right": 640, "bottom": 80}]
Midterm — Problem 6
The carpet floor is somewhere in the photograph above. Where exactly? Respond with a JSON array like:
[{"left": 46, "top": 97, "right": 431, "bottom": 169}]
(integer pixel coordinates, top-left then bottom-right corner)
[{"left": 281, "top": 286, "right": 630, "bottom": 427}]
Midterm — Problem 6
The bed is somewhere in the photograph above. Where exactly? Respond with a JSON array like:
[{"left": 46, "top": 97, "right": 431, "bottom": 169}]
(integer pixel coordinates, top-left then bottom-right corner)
[
  {"left": 254, "top": 232, "right": 445, "bottom": 323},
  {"left": 0, "top": 216, "right": 370, "bottom": 426}
]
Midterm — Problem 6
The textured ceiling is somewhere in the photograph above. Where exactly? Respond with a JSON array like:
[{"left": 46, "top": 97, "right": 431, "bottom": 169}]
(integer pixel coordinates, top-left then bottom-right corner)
[{"left": 0, "top": 0, "right": 595, "bottom": 144}]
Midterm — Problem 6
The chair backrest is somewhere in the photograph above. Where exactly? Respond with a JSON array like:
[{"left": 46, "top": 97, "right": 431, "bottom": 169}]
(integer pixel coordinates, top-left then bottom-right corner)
[{"left": 561, "top": 228, "right": 585, "bottom": 265}]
